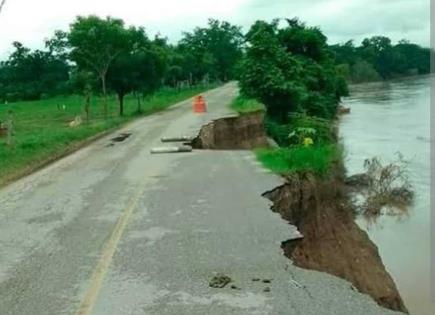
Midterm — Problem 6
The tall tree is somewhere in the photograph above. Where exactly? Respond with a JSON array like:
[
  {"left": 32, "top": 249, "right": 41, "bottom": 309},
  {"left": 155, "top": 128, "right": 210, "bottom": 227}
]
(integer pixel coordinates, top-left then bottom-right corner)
[
  {"left": 179, "top": 19, "right": 243, "bottom": 82},
  {"left": 0, "top": 41, "right": 69, "bottom": 101},
  {"left": 107, "top": 28, "right": 167, "bottom": 116},
  {"left": 239, "top": 19, "right": 346, "bottom": 121},
  {"left": 68, "top": 15, "right": 131, "bottom": 118}
]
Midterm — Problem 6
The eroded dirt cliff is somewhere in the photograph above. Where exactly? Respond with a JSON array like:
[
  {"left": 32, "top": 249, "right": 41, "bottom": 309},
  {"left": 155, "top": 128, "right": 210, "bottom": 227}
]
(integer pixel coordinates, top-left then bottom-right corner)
[
  {"left": 263, "top": 169, "right": 408, "bottom": 313},
  {"left": 191, "top": 111, "right": 269, "bottom": 149}
]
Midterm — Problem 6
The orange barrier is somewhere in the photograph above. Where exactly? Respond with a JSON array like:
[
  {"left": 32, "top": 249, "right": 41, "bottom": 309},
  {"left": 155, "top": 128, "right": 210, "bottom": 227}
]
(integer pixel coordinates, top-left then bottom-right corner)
[{"left": 193, "top": 95, "right": 207, "bottom": 113}]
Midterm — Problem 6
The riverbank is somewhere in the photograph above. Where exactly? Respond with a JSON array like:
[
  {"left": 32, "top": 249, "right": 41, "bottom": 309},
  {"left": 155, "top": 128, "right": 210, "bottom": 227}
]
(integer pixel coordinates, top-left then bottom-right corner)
[
  {"left": 221, "top": 97, "right": 407, "bottom": 313},
  {"left": 0, "top": 85, "right": 215, "bottom": 187}
]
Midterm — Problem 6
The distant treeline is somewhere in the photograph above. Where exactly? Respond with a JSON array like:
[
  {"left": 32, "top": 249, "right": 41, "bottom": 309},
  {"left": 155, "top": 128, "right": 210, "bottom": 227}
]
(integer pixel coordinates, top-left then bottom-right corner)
[
  {"left": 0, "top": 17, "right": 243, "bottom": 114},
  {"left": 330, "top": 37, "right": 431, "bottom": 83},
  {"left": 0, "top": 15, "right": 431, "bottom": 112}
]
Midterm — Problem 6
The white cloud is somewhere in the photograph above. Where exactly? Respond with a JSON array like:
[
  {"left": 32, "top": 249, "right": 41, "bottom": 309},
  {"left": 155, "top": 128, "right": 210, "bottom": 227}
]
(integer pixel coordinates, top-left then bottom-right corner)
[{"left": 0, "top": 0, "right": 430, "bottom": 58}]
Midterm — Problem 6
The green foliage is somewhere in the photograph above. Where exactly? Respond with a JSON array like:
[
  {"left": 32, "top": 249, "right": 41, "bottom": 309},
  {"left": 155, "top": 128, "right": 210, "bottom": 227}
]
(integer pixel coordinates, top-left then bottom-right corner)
[
  {"left": 239, "top": 18, "right": 347, "bottom": 121},
  {"left": 330, "top": 36, "right": 431, "bottom": 82},
  {"left": 0, "top": 42, "right": 69, "bottom": 101},
  {"left": 256, "top": 145, "right": 340, "bottom": 176},
  {"left": 106, "top": 28, "right": 167, "bottom": 115},
  {"left": 350, "top": 60, "right": 381, "bottom": 83},
  {"left": 230, "top": 95, "right": 264, "bottom": 113},
  {"left": 178, "top": 19, "right": 243, "bottom": 83},
  {"left": 265, "top": 114, "right": 334, "bottom": 147},
  {"left": 68, "top": 15, "right": 131, "bottom": 75}
]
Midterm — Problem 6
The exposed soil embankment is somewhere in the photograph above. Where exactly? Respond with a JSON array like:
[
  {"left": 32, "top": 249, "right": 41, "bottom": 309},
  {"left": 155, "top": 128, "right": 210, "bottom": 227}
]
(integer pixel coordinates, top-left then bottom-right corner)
[
  {"left": 192, "top": 111, "right": 269, "bottom": 149},
  {"left": 263, "top": 169, "right": 408, "bottom": 314},
  {"left": 193, "top": 110, "right": 407, "bottom": 313}
]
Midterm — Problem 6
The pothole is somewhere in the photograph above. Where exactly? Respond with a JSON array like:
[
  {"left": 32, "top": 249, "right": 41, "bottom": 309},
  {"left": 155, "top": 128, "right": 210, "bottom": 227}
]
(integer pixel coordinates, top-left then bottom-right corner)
[{"left": 111, "top": 133, "right": 132, "bottom": 143}]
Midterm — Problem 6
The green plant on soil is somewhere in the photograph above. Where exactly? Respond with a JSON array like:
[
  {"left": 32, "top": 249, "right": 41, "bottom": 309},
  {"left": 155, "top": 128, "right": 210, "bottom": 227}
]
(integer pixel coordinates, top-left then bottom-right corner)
[
  {"left": 256, "top": 144, "right": 340, "bottom": 176},
  {"left": 266, "top": 114, "right": 334, "bottom": 147},
  {"left": 0, "top": 86, "right": 213, "bottom": 186},
  {"left": 230, "top": 95, "right": 264, "bottom": 113}
]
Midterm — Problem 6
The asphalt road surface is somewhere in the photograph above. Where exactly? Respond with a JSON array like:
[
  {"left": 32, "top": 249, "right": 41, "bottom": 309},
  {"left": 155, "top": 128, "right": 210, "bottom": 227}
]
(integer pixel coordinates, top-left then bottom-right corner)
[{"left": 0, "top": 83, "right": 401, "bottom": 315}]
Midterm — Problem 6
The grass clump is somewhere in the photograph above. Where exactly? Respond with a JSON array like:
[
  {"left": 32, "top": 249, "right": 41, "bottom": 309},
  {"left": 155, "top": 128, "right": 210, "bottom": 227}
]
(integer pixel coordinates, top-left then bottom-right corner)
[
  {"left": 230, "top": 95, "right": 264, "bottom": 113},
  {"left": 255, "top": 145, "right": 340, "bottom": 176}
]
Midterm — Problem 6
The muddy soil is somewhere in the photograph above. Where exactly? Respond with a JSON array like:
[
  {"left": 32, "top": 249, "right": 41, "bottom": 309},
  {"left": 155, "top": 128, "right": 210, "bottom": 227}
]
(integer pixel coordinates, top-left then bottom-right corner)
[
  {"left": 263, "top": 169, "right": 408, "bottom": 314},
  {"left": 191, "top": 111, "right": 269, "bottom": 150}
]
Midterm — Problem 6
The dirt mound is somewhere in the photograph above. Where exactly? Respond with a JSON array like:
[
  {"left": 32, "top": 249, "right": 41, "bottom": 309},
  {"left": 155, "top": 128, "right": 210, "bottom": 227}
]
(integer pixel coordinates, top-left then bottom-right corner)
[
  {"left": 263, "top": 170, "right": 408, "bottom": 314},
  {"left": 191, "top": 111, "right": 269, "bottom": 150}
]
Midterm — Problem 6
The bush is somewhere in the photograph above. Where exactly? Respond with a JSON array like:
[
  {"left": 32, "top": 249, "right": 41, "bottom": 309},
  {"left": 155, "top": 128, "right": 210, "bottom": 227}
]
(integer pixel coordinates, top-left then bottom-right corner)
[{"left": 266, "top": 114, "right": 335, "bottom": 147}]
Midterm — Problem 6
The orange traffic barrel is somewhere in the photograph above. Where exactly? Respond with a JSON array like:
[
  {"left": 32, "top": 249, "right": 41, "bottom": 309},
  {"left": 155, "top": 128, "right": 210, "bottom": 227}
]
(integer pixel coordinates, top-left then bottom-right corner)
[{"left": 193, "top": 95, "right": 207, "bottom": 113}]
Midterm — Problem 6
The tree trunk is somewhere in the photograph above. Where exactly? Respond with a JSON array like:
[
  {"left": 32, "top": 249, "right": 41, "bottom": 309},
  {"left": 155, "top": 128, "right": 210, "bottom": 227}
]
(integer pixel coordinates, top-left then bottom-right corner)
[
  {"left": 118, "top": 93, "right": 125, "bottom": 116},
  {"left": 6, "top": 111, "right": 13, "bottom": 146},
  {"left": 101, "top": 72, "right": 108, "bottom": 119},
  {"left": 84, "top": 93, "right": 90, "bottom": 123},
  {"left": 136, "top": 93, "right": 142, "bottom": 113}
]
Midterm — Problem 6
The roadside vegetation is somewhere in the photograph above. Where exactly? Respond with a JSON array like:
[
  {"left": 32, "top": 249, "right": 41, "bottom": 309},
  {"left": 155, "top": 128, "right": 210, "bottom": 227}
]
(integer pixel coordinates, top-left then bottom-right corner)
[
  {"left": 0, "top": 13, "right": 430, "bottom": 183},
  {"left": 237, "top": 18, "right": 345, "bottom": 175},
  {"left": 0, "top": 16, "right": 243, "bottom": 185},
  {"left": 256, "top": 145, "right": 340, "bottom": 176},
  {"left": 0, "top": 86, "right": 212, "bottom": 186},
  {"left": 230, "top": 95, "right": 264, "bottom": 114}
]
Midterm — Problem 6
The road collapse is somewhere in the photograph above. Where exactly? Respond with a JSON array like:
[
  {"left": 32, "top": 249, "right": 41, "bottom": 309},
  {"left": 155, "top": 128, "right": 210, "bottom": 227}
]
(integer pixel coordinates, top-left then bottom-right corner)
[{"left": 190, "top": 110, "right": 408, "bottom": 314}]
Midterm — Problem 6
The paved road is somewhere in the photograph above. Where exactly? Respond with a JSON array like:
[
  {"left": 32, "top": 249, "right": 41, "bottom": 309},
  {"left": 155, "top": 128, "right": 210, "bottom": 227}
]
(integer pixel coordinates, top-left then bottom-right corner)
[{"left": 0, "top": 83, "right": 401, "bottom": 315}]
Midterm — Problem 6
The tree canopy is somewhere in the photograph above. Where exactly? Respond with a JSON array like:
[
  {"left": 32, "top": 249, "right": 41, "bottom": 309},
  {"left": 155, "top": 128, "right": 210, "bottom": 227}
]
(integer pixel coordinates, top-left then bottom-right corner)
[
  {"left": 239, "top": 19, "right": 347, "bottom": 121},
  {"left": 0, "top": 14, "right": 431, "bottom": 121},
  {"left": 330, "top": 36, "right": 431, "bottom": 82}
]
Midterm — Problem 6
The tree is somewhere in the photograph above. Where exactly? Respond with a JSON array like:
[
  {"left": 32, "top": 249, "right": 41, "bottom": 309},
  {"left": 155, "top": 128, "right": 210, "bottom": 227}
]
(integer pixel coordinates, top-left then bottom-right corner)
[
  {"left": 360, "top": 36, "right": 394, "bottom": 78},
  {"left": 179, "top": 19, "right": 243, "bottom": 82},
  {"left": 0, "top": 41, "right": 69, "bottom": 101},
  {"left": 329, "top": 36, "right": 431, "bottom": 82},
  {"left": 239, "top": 18, "right": 347, "bottom": 121},
  {"left": 68, "top": 15, "right": 131, "bottom": 118},
  {"left": 107, "top": 28, "right": 167, "bottom": 116},
  {"left": 70, "top": 69, "right": 97, "bottom": 122}
]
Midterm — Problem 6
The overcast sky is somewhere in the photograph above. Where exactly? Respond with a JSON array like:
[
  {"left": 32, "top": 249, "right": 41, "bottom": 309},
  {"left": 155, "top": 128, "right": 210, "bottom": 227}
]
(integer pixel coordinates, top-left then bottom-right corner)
[{"left": 0, "top": 0, "right": 430, "bottom": 57}]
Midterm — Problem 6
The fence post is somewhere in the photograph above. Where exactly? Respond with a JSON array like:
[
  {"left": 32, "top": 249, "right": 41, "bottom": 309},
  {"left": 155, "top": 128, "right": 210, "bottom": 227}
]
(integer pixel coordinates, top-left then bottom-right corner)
[{"left": 6, "top": 110, "right": 13, "bottom": 146}]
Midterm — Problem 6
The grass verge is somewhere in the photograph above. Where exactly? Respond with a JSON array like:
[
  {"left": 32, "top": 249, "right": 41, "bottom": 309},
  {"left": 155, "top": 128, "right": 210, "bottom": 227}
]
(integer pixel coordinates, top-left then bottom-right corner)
[
  {"left": 230, "top": 95, "right": 264, "bottom": 113},
  {"left": 0, "top": 85, "right": 215, "bottom": 186},
  {"left": 255, "top": 145, "right": 340, "bottom": 176}
]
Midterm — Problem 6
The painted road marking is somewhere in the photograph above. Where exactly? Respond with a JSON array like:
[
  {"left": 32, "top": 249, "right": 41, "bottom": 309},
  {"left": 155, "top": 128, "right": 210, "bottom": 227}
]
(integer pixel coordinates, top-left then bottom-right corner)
[{"left": 75, "top": 186, "right": 145, "bottom": 315}]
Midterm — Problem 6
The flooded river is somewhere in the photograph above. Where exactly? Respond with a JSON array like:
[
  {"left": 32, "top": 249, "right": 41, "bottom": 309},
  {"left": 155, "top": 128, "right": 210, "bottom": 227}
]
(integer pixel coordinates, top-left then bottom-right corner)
[{"left": 340, "top": 75, "right": 432, "bottom": 315}]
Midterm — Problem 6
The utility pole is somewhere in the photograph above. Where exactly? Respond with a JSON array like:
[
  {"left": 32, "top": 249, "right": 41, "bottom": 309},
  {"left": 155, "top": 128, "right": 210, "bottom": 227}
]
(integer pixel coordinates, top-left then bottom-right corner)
[{"left": 0, "top": 1, "right": 7, "bottom": 15}]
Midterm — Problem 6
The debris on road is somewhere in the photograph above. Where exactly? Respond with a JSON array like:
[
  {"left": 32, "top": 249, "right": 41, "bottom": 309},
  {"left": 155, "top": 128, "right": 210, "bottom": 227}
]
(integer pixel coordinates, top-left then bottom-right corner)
[
  {"left": 161, "top": 136, "right": 193, "bottom": 143},
  {"left": 209, "top": 274, "right": 232, "bottom": 288},
  {"left": 150, "top": 145, "right": 192, "bottom": 154}
]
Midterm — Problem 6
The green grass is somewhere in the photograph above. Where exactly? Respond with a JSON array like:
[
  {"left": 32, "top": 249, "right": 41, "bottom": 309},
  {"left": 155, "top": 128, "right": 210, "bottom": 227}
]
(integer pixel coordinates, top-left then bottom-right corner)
[
  {"left": 230, "top": 95, "right": 264, "bottom": 113},
  {"left": 255, "top": 145, "right": 340, "bottom": 176},
  {"left": 0, "top": 85, "right": 215, "bottom": 186}
]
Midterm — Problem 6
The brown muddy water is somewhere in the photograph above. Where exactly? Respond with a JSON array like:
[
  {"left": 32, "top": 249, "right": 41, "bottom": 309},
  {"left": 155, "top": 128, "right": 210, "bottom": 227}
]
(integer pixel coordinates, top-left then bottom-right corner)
[{"left": 340, "top": 75, "right": 433, "bottom": 315}]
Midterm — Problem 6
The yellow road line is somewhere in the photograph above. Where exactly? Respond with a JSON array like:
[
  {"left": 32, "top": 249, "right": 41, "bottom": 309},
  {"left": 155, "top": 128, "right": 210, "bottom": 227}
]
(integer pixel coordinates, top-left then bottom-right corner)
[{"left": 75, "top": 187, "right": 144, "bottom": 315}]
